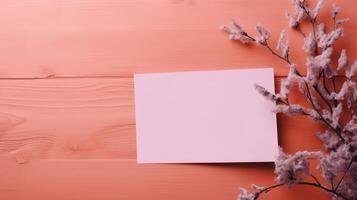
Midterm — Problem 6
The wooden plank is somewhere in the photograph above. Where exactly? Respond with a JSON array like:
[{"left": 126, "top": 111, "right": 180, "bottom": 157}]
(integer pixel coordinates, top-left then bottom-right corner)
[
  {"left": 0, "top": 77, "right": 325, "bottom": 163},
  {"left": 0, "top": 78, "right": 136, "bottom": 162},
  {"left": 0, "top": 159, "right": 329, "bottom": 200},
  {"left": 0, "top": 0, "right": 354, "bottom": 78},
  {"left": 0, "top": 1, "right": 352, "bottom": 199},
  {"left": 0, "top": 76, "right": 331, "bottom": 200}
]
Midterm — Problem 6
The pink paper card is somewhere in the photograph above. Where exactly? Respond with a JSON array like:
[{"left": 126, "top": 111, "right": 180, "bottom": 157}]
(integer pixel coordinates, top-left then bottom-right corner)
[{"left": 134, "top": 68, "right": 278, "bottom": 163}]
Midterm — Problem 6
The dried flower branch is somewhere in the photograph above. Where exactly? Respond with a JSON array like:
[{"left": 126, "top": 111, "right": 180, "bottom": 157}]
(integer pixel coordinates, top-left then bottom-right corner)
[{"left": 222, "top": 0, "right": 357, "bottom": 199}]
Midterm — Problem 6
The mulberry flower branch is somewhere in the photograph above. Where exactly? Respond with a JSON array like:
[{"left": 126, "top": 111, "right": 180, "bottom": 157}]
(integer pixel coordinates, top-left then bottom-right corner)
[{"left": 222, "top": 0, "right": 357, "bottom": 200}]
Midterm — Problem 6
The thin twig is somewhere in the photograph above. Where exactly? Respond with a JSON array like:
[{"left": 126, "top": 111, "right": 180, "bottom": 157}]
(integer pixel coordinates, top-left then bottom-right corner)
[
  {"left": 335, "top": 158, "right": 354, "bottom": 190},
  {"left": 310, "top": 174, "right": 322, "bottom": 186},
  {"left": 264, "top": 43, "right": 291, "bottom": 64},
  {"left": 253, "top": 181, "right": 348, "bottom": 200},
  {"left": 313, "top": 83, "right": 333, "bottom": 113},
  {"left": 242, "top": 27, "right": 346, "bottom": 143},
  {"left": 299, "top": 182, "right": 348, "bottom": 200},
  {"left": 296, "top": 25, "right": 307, "bottom": 37},
  {"left": 330, "top": 75, "right": 338, "bottom": 107},
  {"left": 253, "top": 183, "right": 285, "bottom": 200},
  {"left": 302, "top": 76, "right": 345, "bottom": 142}
]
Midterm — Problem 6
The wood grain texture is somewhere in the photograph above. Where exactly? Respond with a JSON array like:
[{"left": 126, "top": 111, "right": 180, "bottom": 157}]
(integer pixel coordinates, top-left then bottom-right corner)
[
  {"left": 0, "top": 0, "right": 356, "bottom": 199},
  {"left": 0, "top": 77, "right": 327, "bottom": 200},
  {"left": 0, "top": 0, "right": 355, "bottom": 78},
  {"left": 0, "top": 159, "right": 329, "bottom": 200},
  {"left": 0, "top": 78, "right": 136, "bottom": 162},
  {"left": 0, "top": 77, "right": 323, "bottom": 161}
]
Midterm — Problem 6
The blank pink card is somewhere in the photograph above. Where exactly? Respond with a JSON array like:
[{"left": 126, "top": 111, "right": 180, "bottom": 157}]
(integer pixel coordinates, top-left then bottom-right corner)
[{"left": 134, "top": 68, "right": 278, "bottom": 163}]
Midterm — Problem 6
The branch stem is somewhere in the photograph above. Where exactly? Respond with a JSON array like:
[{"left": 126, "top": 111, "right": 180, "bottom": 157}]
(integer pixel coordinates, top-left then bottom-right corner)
[
  {"left": 253, "top": 181, "right": 348, "bottom": 200},
  {"left": 335, "top": 158, "right": 354, "bottom": 190}
]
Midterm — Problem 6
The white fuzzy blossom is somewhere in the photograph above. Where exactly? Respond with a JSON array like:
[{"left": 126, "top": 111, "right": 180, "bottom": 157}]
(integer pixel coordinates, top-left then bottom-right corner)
[
  {"left": 317, "top": 130, "right": 342, "bottom": 150},
  {"left": 297, "top": 77, "right": 307, "bottom": 95},
  {"left": 346, "top": 61, "right": 357, "bottom": 79},
  {"left": 331, "top": 103, "right": 343, "bottom": 128},
  {"left": 251, "top": 184, "right": 265, "bottom": 191},
  {"left": 318, "top": 28, "right": 344, "bottom": 49},
  {"left": 331, "top": 4, "right": 339, "bottom": 19},
  {"left": 221, "top": 20, "right": 254, "bottom": 44},
  {"left": 273, "top": 104, "right": 305, "bottom": 116},
  {"left": 279, "top": 79, "right": 291, "bottom": 101},
  {"left": 335, "top": 180, "right": 357, "bottom": 200},
  {"left": 303, "top": 33, "right": 316, "bottom": 55},
  {"left": 276, "top": 30, "right": 289, "bottom": 59},
  {"left": 307, "top": 109, "right": 321, "bottom": 121},
  {"left": 336, "top": 18, "right": 350, "bottom": 25},
  {"left": 344, "top": 118, "right": 357, "bottom": 135},
  {"left": 287, "top": 13, "right": 299, "bottom": 28},
  {"left": 278, "top": 64, "right": 297, "bottom": 100},
  {"left": 309, "top": 0, "right": 325, "bottom": 20},
  {"left": 254, "top": 84, "right": 276, "bottom": 102},
  {"left": 237, "top": 188, "right": 255, "bottom": 200},
  {"left": 331, "top": 4, "right": 350, "bottom": 26},
  {"left": 332, "top": 80, "right": 357, "bottom": 110},
  {"left": 237, "top": 184, "right": 267, "bottom": 200},
  {"left": 319, "top": 47, "right": 333, "bottom": 64},
  {"left": 318, "top": 144, "right": 353, "bottom": 183},
  {"left": 294, "top": 0, "right": 306, "bottom": 20},
  {"left": 275, "top": 148, "right": 318, "bottom": 185},
  {"left": 337, "top": 49, "right": 348, "bottom": 71},
  {"left": 346, "top": 81, "right": 357, "bottom": 108},
  {"left": 313, "top": 99, "right": 323, "bottom": 111},
  {"left": 306, "top": 60, "right": 321, "bottom": 85},
  {"left": 322, "top": 108, "right": 331, "bottom": 121},
  {"left": 324, "top": 64, "right": 336, "bottom": 78},
  {"left": 306, "top": 47, "right": 333, "bottom": 84},
  {"left": 316, "top": 23, "right": 326, "bottom": 40},
  {"left": 255, "top": 25, "right": 270, "bottom": 45},
  {"left": 335, "top": 81, "right": 350, "bottom": 100},
  {"left": 316, "top": 82, "right": 334, "bottom": 100},
  {"left": 286, "top": 0, "right": 308, "bottom": 29}
]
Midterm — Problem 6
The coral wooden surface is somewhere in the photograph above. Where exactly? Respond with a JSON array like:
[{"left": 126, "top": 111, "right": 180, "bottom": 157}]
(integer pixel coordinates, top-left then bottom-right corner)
[{"left": 0, "top": 0, "right": 356, "bottom": 200}]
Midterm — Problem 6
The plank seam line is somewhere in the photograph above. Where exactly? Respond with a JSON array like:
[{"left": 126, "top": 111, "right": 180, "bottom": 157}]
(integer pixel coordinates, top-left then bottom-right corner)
[{"left": 0, "top": 75, "right": 351, "bottom": 80}]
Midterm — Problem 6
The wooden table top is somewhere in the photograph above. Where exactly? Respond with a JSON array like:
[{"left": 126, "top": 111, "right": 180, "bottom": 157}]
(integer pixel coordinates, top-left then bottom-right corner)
[{"left": 0, "top": 0, "right": 355, "bottom": 199}]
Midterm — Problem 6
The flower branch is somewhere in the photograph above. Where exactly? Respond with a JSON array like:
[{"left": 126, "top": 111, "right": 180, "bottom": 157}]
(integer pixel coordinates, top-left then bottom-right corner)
[{"left": 222, "top": 0, "right": 357, "bottom": 199}]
